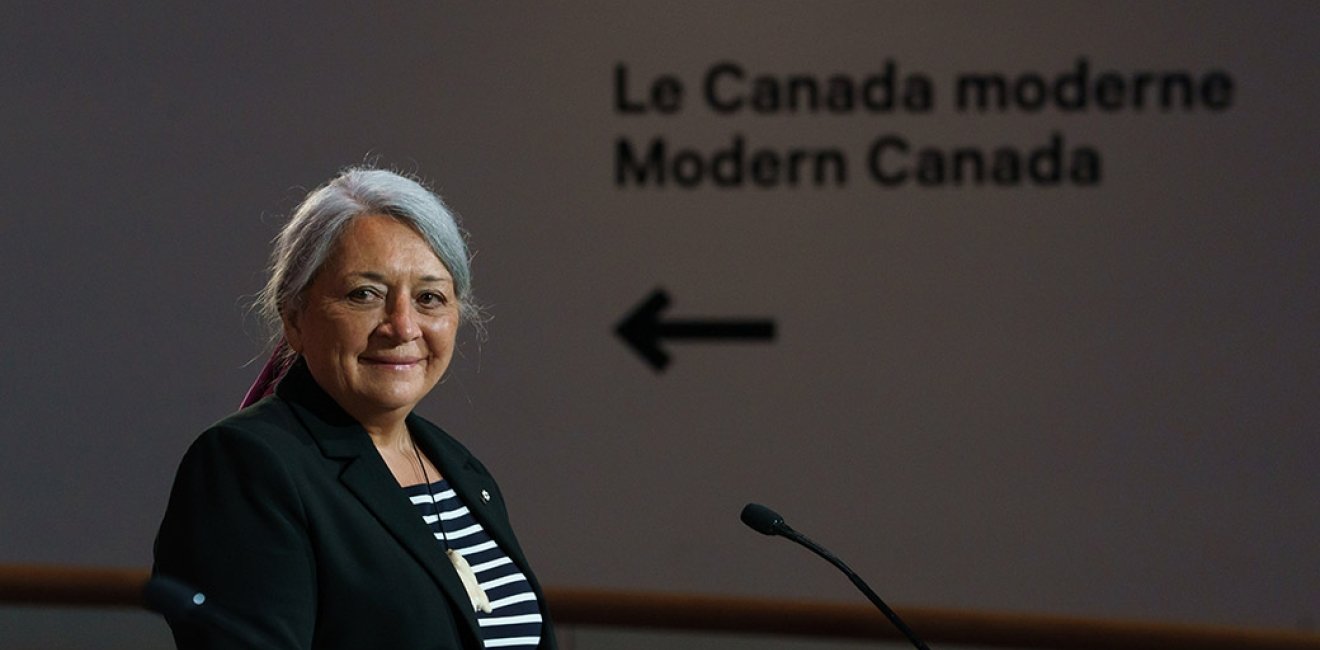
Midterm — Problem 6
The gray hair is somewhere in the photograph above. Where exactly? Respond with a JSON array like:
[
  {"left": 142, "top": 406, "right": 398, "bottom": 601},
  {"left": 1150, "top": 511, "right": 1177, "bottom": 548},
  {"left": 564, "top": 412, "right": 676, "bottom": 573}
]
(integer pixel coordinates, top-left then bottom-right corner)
[{"left": 257, "top": 167, "right": 480, "bottom": 341}]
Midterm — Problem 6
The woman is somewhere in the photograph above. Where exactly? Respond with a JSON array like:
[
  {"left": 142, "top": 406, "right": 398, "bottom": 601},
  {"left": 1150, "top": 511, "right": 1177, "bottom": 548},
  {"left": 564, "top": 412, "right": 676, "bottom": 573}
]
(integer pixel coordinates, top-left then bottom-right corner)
[{"left": 154, "top": 168, "right": 555, "bottom": 649}]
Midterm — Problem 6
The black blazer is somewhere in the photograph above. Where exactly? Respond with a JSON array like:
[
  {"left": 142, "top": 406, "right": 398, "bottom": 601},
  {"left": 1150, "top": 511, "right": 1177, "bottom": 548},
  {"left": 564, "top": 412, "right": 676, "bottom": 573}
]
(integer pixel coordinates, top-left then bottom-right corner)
[{"left": 154, "top": 361, "right": 556, "bottom": 649}]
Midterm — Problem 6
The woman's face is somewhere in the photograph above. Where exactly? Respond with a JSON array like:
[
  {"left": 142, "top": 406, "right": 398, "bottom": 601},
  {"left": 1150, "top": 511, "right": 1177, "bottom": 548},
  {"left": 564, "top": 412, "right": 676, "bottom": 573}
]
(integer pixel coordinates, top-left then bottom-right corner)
[{"left": 283, "top": 214, "right": 459, "bottom": 425}]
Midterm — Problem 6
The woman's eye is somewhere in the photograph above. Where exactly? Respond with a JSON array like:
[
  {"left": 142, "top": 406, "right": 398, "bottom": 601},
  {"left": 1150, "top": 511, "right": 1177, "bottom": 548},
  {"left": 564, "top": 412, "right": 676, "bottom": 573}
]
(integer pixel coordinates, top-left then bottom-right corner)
[
  {"left": 347, "top": 288, "right": 379, "bottom": 302},
  {"left": 418, "top": 291, "right": 449, "bottom": 307}
]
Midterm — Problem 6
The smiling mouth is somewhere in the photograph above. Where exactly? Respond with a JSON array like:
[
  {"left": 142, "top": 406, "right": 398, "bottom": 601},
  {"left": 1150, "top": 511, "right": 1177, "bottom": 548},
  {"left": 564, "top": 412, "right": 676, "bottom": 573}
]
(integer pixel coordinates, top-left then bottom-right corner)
[{"left": 360, "top": 356, "right": 424, "bottom": 367}]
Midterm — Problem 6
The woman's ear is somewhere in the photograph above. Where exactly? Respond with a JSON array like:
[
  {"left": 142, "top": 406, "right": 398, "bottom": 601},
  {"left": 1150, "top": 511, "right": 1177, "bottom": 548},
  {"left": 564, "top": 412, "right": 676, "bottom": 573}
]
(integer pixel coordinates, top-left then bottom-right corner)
[{"left": 282, "top": 311, "right": 304, "bottom": 354}]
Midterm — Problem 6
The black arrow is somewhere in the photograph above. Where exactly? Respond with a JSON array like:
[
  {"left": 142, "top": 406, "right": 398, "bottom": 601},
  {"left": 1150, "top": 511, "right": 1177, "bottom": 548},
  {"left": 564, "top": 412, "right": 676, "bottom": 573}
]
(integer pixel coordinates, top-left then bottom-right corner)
[{"left": 615, "top": 288, "right": 776, "bottom": 372}]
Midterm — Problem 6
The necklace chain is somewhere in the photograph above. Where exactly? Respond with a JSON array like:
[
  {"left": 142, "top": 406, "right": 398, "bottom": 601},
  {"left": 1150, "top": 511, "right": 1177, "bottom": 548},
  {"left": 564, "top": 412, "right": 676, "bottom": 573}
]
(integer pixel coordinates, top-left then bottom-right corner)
[
  {"left": 411, "top": 437, "right": 449, "bottom": 550},
  {"left": 410, "top": 435, "right": 492, "bottom": 613}
]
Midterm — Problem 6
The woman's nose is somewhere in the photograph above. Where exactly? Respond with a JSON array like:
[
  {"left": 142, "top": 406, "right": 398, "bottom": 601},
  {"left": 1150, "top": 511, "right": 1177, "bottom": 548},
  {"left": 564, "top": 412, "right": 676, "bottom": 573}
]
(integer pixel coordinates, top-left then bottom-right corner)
[{"left": 379, "top": 300, "right": 421, "bottom": 341}]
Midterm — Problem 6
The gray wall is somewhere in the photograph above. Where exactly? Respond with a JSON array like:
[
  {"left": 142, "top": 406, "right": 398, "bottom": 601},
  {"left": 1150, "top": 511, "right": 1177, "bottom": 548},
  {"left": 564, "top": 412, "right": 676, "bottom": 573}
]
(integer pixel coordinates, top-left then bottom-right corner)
[{"left": 2, "top": 0, "right": 1316, "bottom": 643}]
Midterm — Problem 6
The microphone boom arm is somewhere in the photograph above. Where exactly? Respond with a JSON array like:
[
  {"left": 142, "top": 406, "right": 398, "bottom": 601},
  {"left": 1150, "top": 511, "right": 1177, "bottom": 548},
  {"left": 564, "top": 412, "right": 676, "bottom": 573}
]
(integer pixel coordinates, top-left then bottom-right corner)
[
  {"left": 742, "top": 503, "right": 931, "bottom": 650},
  {"left": 777, "top": 523, "right": 930, "bottom": 650}
]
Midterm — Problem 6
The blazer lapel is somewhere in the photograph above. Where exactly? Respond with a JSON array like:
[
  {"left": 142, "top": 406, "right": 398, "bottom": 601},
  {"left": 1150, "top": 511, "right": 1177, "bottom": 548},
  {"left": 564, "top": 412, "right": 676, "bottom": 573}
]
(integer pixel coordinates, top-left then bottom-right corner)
[
  {"left": 409, "top": 419, "right": 533, "bottom": 573},
  {"left": 335, "top": 457, "right": 484, "bottom": 645},
  {"left": 411, "top": 416, "right": 559, "bottom": 650},
  {"left": 276, "top": 362, "right": 484, "bottom": 646}
]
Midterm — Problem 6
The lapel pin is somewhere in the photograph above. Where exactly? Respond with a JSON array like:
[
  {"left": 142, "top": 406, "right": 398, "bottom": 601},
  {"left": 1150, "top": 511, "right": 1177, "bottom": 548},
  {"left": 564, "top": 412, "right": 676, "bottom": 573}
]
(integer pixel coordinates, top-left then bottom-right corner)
[{"left": 480, "top": 489, "right": 491, "bottom": 503}]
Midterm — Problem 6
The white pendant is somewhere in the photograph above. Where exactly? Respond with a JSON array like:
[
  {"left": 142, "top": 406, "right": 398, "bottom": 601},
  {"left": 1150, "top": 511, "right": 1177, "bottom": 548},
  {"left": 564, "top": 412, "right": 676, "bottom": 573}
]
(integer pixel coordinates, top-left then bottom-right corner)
[{"left": 447, "top": 549, "right": 492, "bottom": 614}]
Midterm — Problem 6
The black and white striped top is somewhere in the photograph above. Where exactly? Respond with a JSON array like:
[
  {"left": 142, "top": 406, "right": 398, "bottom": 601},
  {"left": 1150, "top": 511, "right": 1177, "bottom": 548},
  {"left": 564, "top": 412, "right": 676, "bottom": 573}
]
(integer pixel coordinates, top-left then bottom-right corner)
[{"left": 403, "top": 479, "right": 543, "bottom": 649}]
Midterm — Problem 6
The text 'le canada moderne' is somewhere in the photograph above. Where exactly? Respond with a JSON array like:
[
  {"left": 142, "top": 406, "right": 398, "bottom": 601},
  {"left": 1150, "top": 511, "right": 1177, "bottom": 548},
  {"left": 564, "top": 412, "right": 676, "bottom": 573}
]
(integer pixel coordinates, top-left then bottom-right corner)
[{"left": 612, "top": 59, "right": 1233, "bottom": 188}]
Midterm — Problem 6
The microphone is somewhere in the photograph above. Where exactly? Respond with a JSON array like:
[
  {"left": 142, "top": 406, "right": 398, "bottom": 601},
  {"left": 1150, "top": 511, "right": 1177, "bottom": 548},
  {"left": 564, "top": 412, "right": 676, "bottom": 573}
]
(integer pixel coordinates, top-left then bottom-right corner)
[
  {"left": 143, "top": 574, "right": 279, "bottom": 649},
  {"left": 740, "top": 502, "right": 785, "bottom": 535},
  {"left": 740, "top": 503, "right": 931, "bottom": 650}
]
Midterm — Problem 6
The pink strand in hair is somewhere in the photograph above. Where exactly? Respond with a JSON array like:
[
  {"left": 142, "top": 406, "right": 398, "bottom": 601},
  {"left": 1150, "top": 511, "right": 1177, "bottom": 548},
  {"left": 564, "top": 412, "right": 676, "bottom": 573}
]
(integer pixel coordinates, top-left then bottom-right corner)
[{"left": 240, "top": 340, "right": 294, "bottom": 408}]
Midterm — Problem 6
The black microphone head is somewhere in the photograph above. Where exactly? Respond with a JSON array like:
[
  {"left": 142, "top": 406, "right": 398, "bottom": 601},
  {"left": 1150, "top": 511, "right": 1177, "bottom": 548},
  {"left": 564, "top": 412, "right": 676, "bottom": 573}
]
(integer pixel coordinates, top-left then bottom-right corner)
[
  {"left": 143, "top": 575, "right": 205, "bottom": 620},
  {"left": 741, "top": 502, "right": 785, "bottom": 535}
]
